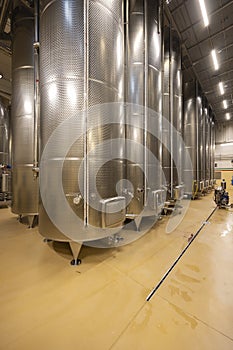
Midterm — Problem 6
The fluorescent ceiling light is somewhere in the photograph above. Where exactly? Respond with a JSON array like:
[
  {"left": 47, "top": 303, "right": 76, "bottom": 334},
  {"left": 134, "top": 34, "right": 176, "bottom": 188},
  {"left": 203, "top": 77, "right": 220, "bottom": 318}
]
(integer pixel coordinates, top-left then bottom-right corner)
[
  {"left": 223, "top": 100, "right": 227, "bottom": 109},
  {"left": 211, "top": 49, "right": 219, "bottom": 70},
  {"left": 219, "top": 82, "right": 224, "bottom": 95},
  {"left": 199, "top": 0, "right": 209, "bottom": 27},
  {"left": 226, "top": 113, "right": 230, "bottom": 120},
  {"left": 220, "top": 142, "right": 233, "bottom": 147},
  {"left": 0, "top": 73, "right": 3, "bottom": 79}
]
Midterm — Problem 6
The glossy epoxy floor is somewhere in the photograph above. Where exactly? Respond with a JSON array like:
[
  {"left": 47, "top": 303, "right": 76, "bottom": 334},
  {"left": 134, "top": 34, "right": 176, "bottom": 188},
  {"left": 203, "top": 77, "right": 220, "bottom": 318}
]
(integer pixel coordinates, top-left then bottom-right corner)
[{"left": 0, "top": 192, "right": 233, "bottom": 350}]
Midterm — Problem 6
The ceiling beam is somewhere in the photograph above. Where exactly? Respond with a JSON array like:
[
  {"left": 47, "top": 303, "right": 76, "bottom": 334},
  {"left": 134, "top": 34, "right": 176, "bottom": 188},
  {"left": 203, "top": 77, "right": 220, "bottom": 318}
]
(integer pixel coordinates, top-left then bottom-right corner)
[
  {"left": 0, "top": 42, "right": 11, "bottom": 54},
  {"left": 169, "top": 0, "right": 188, "bottom": 13},
  {"left": 205, "top": 78, "right": 233, "bottom": 92},
  {"left": 193, "top": 42, "right": 233, "bottom": 66},
  {"left": 0, "top": 89, "right": 11, "bottom": 100},
  {"left": 202, "top": 68, "right": 233, "bottom": 84},
  {"left": 205, "top": 89, "right": 233, "bottom": 97},
  {"left": 0, "top": 0, "right": 11, "bottom": 34},
  {"left": 176, "top": 1, "right": 233, "bottom": 35},
  {"left": 187, "top": 23, "right": 233, "bottom": 50},
  {"left": 195, "top": 56, "right": 233, "bottom": 75}
]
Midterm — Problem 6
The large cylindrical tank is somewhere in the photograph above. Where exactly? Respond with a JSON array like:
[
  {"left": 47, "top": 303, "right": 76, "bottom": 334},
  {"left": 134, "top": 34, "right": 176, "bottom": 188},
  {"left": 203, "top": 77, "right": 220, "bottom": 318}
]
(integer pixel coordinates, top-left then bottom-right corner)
[
  {"left": 0, "top": 99, "right": 9, "bottom": 165},
  {"left": 39, "top": 0, "right": 124, "bottom": 242},
  {"left": 11, "top": 1, "right": 39, "bottom": 217},
  {"left": 183, "top": 80, "right": 203, "bottom": 195},
  {"left": 125, "top": 0, "right": 163, "bottom": 216},
  {"left": 197, "top": 94, "right": 203, "bottom": 190},
  {"left": 200, "top": 97, "right": 206, "bottom": 185},
  {"left": 162, "top": 26, "right": 182, "bottom": 199},
  {"left": 210, "top": 114, "right": 215, "bottom": 184},
  {"left": 0, "top": 99, "right": 10, "bottom": 199},
  {"left": 204, "top": 105, "right": 211, "bottom": 185}
]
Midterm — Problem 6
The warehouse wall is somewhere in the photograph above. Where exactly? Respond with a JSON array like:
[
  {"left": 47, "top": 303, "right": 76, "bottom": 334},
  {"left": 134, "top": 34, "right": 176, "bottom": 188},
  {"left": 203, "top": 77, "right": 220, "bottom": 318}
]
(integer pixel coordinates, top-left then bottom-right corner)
[
  {"left": 215, "top": 121, "right": 233, "bottom": 170},
  {"left": 215, "top": 121, "right": 233, "bottom": 190},
  {"left": 215, "top": 121, "right": 233, "bottom": 144}
]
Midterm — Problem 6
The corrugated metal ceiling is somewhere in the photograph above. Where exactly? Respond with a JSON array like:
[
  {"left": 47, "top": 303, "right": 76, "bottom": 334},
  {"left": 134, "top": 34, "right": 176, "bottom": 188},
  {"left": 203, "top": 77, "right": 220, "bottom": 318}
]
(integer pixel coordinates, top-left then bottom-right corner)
[{"left": 167, "top": 0, "right": 233, "bottom": 123}]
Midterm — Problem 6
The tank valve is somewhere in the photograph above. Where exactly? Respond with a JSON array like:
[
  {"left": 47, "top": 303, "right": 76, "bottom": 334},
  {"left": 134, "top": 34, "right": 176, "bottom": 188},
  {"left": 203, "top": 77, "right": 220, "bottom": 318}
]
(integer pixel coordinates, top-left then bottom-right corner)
[
  {"left": 73, "top": 194, "right": 82, "bottom": 205},
  {"left": 32, "top": 167, "right": 39, "bottom": 177},
  {"left": 137, "top": 187, "right": 144, "bottom": 193}
]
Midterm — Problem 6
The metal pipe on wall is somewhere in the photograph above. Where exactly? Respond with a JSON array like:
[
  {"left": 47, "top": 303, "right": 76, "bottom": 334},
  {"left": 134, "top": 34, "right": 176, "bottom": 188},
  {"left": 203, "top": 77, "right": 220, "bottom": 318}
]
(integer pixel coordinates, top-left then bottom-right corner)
[{"left": 11, "top": 0, "right": 38, "bottom": 225}]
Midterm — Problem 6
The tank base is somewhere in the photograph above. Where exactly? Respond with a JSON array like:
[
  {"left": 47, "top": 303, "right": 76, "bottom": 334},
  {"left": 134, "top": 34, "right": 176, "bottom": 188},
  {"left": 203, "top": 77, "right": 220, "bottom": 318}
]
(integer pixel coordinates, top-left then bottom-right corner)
[
  {"left": 43, "top": 238, "right": 53, "bottom": 243},
  {"left": 16, "top": 214, "right": 38, "bottom": 228},
  {"left": 70, "top": 258, "right": 82, "bottom": 266},
  {"left": 28, "top": 215, "right": 38, "bottom": 228},
  {"left": 69, "top": 241, "right": 82, "bottom": 266},
  {"left": 134, "top": 216, "right": 143, "bottom": 231}
]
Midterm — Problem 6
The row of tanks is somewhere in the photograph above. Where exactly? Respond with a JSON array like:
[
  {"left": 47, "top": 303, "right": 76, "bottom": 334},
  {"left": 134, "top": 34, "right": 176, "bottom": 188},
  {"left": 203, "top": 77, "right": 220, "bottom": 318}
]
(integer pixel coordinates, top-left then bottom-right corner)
[
  {"left": 7, "top": 0, "right": 215, "bottom": 263},
  {"left": 183, "top": 80, "right": 215, "bottom": 198}
]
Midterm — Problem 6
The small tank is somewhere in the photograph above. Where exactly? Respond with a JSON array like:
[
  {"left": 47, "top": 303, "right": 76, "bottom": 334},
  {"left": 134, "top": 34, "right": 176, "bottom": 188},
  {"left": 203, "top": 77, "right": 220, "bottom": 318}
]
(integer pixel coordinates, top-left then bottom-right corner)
[{"left": 11, "top": 1, "right": 39, "bottom": 226}]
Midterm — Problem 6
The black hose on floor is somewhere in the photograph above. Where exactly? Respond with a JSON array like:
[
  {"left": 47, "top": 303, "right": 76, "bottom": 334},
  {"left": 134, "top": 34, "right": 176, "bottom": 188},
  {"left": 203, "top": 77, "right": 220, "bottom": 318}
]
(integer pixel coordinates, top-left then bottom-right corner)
[{"left": 146, "top": 205, "right": 218, "bottom": 302}]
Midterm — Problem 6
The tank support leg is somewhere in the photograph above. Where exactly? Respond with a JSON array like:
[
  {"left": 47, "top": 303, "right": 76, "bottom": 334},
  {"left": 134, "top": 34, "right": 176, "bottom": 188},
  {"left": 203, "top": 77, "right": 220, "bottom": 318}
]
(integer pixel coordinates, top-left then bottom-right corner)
[
  {"left": 43, "top": 238, "right": 53, "bottom": 243},
  {"left": 69, "top": 241, "right": 82, "bottom": 265},
  {"left": 28, "top": 215, "right": 37, "bottom": 228},
  {"left": 134, "top": 216, "right": 142, "bottom": 231}
]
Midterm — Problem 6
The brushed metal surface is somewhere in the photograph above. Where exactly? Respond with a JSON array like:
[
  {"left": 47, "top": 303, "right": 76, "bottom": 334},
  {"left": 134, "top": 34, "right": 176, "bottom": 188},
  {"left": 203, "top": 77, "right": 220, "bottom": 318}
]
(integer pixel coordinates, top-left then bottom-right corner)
[
  {"left": 0, "top": 99, "right": 9, "bottom": 165},
  {"left": 173, "top": 43, "right": 183, "bottom": 190},
  {"left": 184, "top": 81, "right": 213, "bottom": 191},
  {"left": 210, "top": 114, "right": 215, "bottom": 182},
  {"left": 196, "top": 91, "right": 203, "bottom": 185},
  {"left": 11, "top": 2, "right": 39, "bottom": 215},
  {"left": 0, "top": 99, "right": 10, "bottom": 197},
  {"left": 147, "top": 0, "right": 162, "bottom": 200},
  {"left": 125, "top": 2, "right": 144, "bottom": 216},
  {"left": 162, "top": 27, "right": 182, "bottom": 196},
  {"left": 11, "top": 166, "right": 38, "bottom": 214},
  {"left": 200, "top": 99, "right": 206, "bottom": 183},
  {"left": 126, "top": 0, "right": 162, "bottom": 215},
  {"left": 183, "top": 80, "right": 203, "bottom": 189},
  {"left": 39, "top": 0, "right": 124, "bottom": 240},
  {"left": 205, "top": 107, "right": 211, "bottom": 182}
]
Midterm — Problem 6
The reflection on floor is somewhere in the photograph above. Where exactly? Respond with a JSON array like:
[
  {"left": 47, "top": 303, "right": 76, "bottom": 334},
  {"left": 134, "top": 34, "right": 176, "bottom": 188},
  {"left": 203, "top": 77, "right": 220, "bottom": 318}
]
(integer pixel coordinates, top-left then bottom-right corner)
[{"left": 0, "top": 191, "right": 233, "bottom": 350}]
